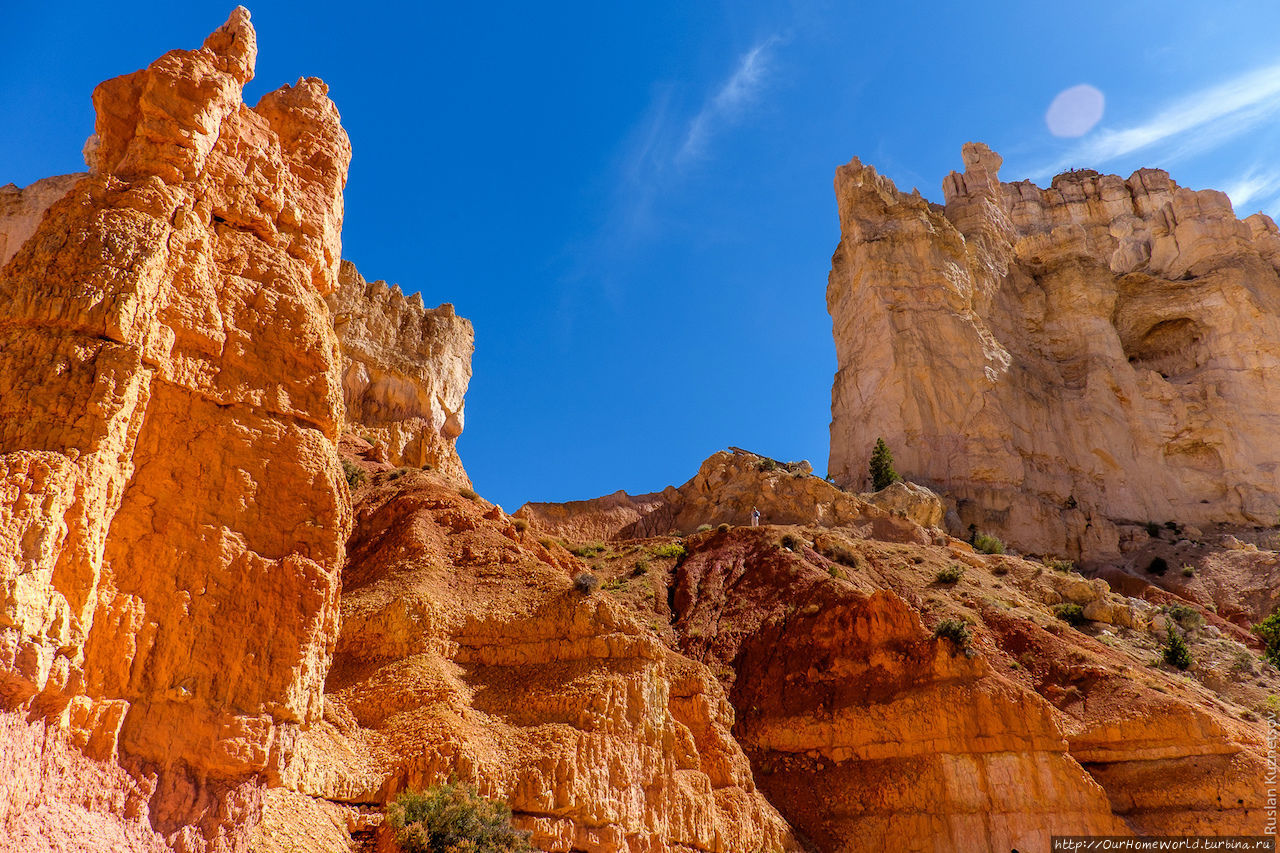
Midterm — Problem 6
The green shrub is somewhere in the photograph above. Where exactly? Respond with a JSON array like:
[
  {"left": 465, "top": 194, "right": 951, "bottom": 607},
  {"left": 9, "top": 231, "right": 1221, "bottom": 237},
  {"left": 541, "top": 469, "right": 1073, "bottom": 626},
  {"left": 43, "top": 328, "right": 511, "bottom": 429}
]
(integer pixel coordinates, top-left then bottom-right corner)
[
  {"left": 569, "top": 542, "right": 607, "bottom": 558},
  {"left": 933, "top": 619, "right": 971, "bottom": 652},
  {"left": 631, "top": 560, "right": 649, "bottom": 576},
  {"left": 1046, "top": 558, "right": 1074, "bottom": 573},
  {"left": 341, "top": 459, "right": 366, "bottom": 489},
  {"left": 696, "top": 524, "right": 713, "bottom": 533},
  {"left": 869, "top": 437, "right": 901, "bottom": 492},
  {"left": 1166, "top": 604, "right": 1203, "bottom": 632},
  {"left": 827, "top": 565, "right": 844, "bottom": 580},
  {"left": 1180, "top": 564, "right": 1195, "bottom": 578},
  {"left": 1162, "top": 618, "right": 1193, "bottom": 670},
  {"left": 458, "top": 487, "right": 480, "bottom": 501},
  {"left": 386, "top": 781, "right": 532, "bottom": 853},
  {"left": 935, "top": 565, "right": 964, "bottom": 584},
  {"left": 717, "top": 523, "right": 730, "bottom": 533},
  {"left": 757, "top": 459, "right": 778, "bottom": 472},
  {"left": 1255, "top": 608, "right": 1280, "bottom": 667},
  {"left": 973, "top": 532, "right": 1005, "bottom": 555},
  {"left": 573, "top": 572, "right": 600, "bottom": 595},
  {"left": 512, "top": 519, "right": 529, "bottom": 533},
  {"left": 1053, "top": 603, "right": 1087, "bottom": 627},
  {"left": 819, "top": 542, "right": 859, "bottom": 569},
  {"left": 650, "top": 543, "right": 686, "bottom": 559}
]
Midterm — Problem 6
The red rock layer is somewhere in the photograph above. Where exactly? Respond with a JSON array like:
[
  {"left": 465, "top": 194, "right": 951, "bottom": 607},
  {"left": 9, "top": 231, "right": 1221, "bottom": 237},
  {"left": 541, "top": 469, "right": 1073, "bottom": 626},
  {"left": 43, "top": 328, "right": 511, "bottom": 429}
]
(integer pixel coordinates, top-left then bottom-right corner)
[{"left": 669, "top": 529, "right": 1124, "bottom": 850}]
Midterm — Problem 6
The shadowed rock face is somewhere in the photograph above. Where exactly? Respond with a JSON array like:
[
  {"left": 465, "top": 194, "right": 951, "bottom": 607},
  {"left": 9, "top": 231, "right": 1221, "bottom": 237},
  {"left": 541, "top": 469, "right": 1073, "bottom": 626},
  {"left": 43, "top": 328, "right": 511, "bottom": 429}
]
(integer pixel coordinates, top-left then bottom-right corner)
[
  {"left": 1, "top": 7, "right": 351, "bottom": 849},
  {"left": 327, "top": 259, "right": 473, "bottom": 483},
  {"left": 827, "top": 143, "right": 1280, "bottom": 560}
]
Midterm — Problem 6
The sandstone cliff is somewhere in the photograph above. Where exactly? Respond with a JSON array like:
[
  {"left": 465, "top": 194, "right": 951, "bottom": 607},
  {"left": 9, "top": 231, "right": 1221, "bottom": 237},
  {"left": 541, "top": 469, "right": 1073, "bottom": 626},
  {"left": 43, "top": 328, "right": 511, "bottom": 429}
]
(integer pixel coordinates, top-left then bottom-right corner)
[
  {"left": 826, "top": 143, "right": 1280, "bottom": 560},
  {"left": 252, "top": 444, "right": 799, "bottom": 853},
  {"left": 327, "top": 260, "right": 473, "bottom": 482},
  {"left": 1, "top": 8, "right": 351, "bottom": 849}
]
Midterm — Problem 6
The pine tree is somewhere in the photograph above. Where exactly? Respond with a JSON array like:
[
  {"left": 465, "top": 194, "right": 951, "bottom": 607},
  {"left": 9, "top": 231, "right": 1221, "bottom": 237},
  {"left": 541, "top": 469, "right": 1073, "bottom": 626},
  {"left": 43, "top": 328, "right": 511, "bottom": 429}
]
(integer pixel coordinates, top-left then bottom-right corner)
[
  {"left": 1254, "top": 607, "right": 1280, "bottom": 666},
  {"left": 869, "top": 437, "right": 901, "bottom": 492},
  {"left": 1162, "top": 618, "right": 1193, "bottom": 670}
]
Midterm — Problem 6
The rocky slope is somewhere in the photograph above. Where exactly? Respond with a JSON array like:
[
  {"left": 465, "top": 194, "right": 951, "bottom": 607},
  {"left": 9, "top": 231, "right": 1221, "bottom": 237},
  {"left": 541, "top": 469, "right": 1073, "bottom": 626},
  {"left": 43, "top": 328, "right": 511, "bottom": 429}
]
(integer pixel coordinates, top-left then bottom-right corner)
[
  {"left": 250, "top": 444, "right": 799, "bottom": 853},
  {"left": 327, "top": 260, "right": 473, "bottom": 482},
  {"left": 0, "top": 8, "right": 352, "bottom": 850},
  {"left": 826, "top": 143, "right": 1280, "bottom": 560},
  {"left": 529, "top": 455, "right": 1278, "bottom": 849}
]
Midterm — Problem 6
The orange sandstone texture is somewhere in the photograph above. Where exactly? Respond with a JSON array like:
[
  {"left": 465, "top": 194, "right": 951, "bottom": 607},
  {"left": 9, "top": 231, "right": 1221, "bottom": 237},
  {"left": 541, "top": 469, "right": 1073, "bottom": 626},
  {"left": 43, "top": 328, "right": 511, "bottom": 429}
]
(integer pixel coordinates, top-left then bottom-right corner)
[
  {"left": 533, "top": 453, "right": 1277, "bottom": 849},
  {"left": 826, "top": 143, "right": 1280, "bottom": 560},
  {"left": 257, "top": 454, "right": 799, "bottom": 853},
  {"left": 1, "top": 7, "right": 350, "bottom": 849},
  {"left": 669, "top": 529, "right": 1125, "bottom": 851},
  {"left": 250, "top": 452, "right": 799, "bottom": 853}
]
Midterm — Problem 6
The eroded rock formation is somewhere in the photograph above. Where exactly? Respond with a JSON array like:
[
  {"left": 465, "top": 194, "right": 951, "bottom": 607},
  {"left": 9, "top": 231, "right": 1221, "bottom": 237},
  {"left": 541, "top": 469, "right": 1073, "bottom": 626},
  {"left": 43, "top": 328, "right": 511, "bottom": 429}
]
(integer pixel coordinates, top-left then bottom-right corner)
[
  {"left": 1, "top": 8, "right": 351, "bottom": 848},
  {"left": 328, "top": 259, "right": 473, "bottom": 482},
  {"left": 532, "top": 454, "right": 1276, "bottom": 848},
  {"left": 827, "top": 143, "right": 1280, "bottom": 559},
  {"left": 518, "top": 448, "right": 943, "bottom": 544},
  {"left": 257, "top": 448, "right": 799, "bottom": 853}
]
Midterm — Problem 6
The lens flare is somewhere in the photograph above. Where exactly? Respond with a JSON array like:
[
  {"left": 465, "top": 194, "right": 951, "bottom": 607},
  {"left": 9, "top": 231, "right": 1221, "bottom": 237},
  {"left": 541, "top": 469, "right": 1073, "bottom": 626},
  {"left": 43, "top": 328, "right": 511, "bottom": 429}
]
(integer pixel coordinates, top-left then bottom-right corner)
[{"left": 1045, "top": 84, "right": 1106, "bottom": 138}]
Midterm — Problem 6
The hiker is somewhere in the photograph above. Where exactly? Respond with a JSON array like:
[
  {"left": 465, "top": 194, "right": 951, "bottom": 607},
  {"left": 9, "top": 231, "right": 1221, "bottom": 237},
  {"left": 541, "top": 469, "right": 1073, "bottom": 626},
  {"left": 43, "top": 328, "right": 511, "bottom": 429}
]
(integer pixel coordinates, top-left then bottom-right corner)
[{"left": 751, "top": 507, "right": 760, "bottom": 527}]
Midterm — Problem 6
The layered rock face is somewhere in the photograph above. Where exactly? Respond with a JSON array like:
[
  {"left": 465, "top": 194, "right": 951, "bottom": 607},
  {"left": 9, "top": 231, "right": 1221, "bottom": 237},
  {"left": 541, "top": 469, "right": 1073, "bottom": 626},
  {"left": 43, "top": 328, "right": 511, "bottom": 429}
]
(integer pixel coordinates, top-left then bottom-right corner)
[
  {"left": 257, "top": 451, "right": 798, "bottom": 853},
  {"left": 327, "top": 259, "right": 473, "bottom": 482},
  {"left": 1, "top": 8, "right": 351, "bottom": 849},
  {"left": 670, "top": 531, "right": 1125, "bottom": 850},
  {"left": 664, "top": 527, "right": 1273, "bottom": 847},
  {"left": 534, "top": 454, "right": 1276, "bottom": 848},
  {"left": 827, "top": 143, "right": 1280, "bottom": 559}
]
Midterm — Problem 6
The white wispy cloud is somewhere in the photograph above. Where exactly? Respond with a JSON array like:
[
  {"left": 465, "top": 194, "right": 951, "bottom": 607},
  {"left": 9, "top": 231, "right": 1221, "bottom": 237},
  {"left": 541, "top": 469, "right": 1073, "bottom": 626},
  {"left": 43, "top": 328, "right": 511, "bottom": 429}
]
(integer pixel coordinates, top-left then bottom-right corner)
[
  {"left": 676, "top": 38, "right": 778, "bottom": 166},
  {"left": 1223, "top": 167, "right": 1280, "bottom": 212},
  {"left": 1034, "top": 62, "right": 1280, "bottom": 178}
]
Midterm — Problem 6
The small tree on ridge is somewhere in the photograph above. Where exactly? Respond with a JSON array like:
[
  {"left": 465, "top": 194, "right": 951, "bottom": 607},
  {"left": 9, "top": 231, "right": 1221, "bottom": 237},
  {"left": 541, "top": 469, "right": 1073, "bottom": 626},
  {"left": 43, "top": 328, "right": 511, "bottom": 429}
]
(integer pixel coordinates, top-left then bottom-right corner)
[{"left": 869, "top": 437, "right": 901, "bottom": 492}]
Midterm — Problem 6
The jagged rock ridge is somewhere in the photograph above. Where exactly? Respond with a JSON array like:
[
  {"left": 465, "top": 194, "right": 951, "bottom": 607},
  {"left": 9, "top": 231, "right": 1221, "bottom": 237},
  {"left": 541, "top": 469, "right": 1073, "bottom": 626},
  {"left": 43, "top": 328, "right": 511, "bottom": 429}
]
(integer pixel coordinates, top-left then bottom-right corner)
[
  {"left": 826, "top": 143, "right": 1280, "bottom": 560},
  {"left": 327, "top": 259, "right": 473, "bottom": 482}
]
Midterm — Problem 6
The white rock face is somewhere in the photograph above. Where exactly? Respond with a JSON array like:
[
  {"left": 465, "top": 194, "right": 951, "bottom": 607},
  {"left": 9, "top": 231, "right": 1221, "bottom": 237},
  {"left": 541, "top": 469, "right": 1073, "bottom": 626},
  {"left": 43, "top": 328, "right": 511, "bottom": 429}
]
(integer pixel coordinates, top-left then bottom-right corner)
[
  {"left": 827, "top": 143, "right": 1280, "bottom": 559},
  {"left": 327, "top": 260, "right": 474, "bottom": 482}
]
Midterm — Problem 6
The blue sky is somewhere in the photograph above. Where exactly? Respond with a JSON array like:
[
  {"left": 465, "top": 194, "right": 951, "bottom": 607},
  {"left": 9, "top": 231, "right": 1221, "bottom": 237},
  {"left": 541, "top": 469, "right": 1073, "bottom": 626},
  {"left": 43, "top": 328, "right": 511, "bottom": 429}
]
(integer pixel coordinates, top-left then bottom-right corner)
[{"left": 5, "top": 2, "right": 1280, "bottom": 510}]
